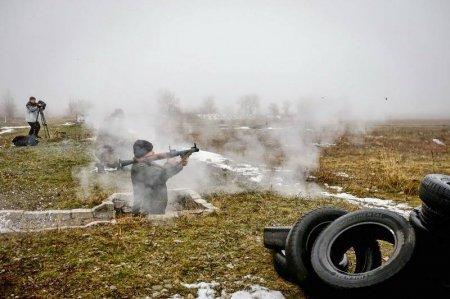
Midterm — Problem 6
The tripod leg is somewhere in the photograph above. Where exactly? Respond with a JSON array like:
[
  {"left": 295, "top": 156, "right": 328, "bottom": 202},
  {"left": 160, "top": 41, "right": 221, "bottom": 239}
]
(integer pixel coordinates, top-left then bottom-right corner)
[{"left": 39, "top": 111, "right": 51, "bottom": 139}]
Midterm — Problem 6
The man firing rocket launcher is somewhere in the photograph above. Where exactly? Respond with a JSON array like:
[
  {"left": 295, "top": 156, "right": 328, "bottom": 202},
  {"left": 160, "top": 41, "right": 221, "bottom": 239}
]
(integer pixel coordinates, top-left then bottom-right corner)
[
  {"left": 119, "top": 143, "right": 200, "bottom": 168},
  {"left": 126, "top": 140, "right": 200, "bottom": 215}
]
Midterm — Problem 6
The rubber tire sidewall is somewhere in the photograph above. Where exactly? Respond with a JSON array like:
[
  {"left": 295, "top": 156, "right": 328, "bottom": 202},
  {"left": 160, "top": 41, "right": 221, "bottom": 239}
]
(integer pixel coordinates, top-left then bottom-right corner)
[
  {"left": 285, "top": 207, "right": 348, "bottom": 284},
  {"left": 311, "top": 209, "right": 416, "bottom": 290},
  {"left": 419, "top": 174, "right": 450, "bottom": 213},
  {"left": 272, "top": 250, "right": 297, "bottom": 284}
]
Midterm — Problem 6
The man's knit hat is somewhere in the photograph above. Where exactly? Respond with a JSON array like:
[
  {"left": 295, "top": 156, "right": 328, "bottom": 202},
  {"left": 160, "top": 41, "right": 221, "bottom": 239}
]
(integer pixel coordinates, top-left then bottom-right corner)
[{"left": 133, "top": 139, "right": 153, "bottom": 158}]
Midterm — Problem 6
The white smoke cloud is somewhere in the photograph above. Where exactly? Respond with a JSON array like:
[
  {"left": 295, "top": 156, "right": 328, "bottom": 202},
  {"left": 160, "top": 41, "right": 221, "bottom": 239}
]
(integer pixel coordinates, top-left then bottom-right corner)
[
  {"left": 1, "top": 0, "right": 449, "bottom": 119},
  {"left": 1, "top": 0, "right": 449, "bottom": 196}
]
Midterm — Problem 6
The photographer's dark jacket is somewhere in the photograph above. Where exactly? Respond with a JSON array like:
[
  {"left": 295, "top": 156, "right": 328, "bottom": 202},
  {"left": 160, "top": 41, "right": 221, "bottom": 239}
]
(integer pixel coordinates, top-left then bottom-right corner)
[
  {"left": 131, "top": 161, "right": 183, "bottom": 215},
  {"left": 25, "top": 102, "right": 39, "bottom": 122}
]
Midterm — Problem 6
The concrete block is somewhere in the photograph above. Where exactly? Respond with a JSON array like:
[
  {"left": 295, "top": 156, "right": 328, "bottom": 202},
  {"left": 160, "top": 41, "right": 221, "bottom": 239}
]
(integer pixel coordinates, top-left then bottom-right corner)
[
  {"left": 71, "top": 208, "right": 93, "bottom": 216},
  {"left": 108, "top": 193, "right": 132, "bottom": 208},
  {"left": 0, "top": 210, "right": 24, "bottom": 220},
  {"left": 93, "top": 210, "right": 115, "bottom": 220},
  {"left": 193, "top": 198, "right": 207, "bottom": 206},
  {"left": 0, "top": 210, "right": 24, "bottom": 231},
  {"left": 71, "top": 209, "right": 96, "bottom": 225},
  {"left": 92, "top": 202, "right": 114, "bottom": 213},
  {"left": 188, "top": 190, "right": 202, "bottom": 200},
  {"left": 112, "top": 198, "right": 133, "bottom": 210},
  {"left": 20, "top": 211, "right": 55, "bottom": 230},
  {"left": 47, "top": 210, "right": 72, "bottom": 221},
  {"left": 0, "top": 190, "right": 218, "bottom": 234}
]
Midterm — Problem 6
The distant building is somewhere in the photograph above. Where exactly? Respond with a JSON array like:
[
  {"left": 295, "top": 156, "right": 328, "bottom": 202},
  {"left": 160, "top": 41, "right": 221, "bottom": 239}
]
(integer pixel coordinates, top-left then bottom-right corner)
[{"left": 196, "top": 113, "right": 254, "bottom": 121}]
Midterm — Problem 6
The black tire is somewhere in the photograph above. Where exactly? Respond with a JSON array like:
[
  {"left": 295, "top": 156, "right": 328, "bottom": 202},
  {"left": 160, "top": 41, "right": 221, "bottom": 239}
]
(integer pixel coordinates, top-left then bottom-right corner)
[
  {"left": 419, "top": 207, "right": 441, "bottom": 229},
  {"left": 409, "top": 207, "right": 429, "bottom": 234},
  {"left": 409, "top": 207, "right": 450, "bottom": 253},
  {"left": 422, "top": 202, "right": 449, "bottom": 220},
  {"left": 263, "top": 226, "right": 291, "bottom": 250},
  {"left": 285, "top": 207, "right": 381, "bottom": 287},
  {"left": 418, "top": 207, "right": 437, "bottom": 229},
  {"left": 272, "top": 250, "right": 297, "bottom": 284},
  {"left": 311, "top": 209, "right": 416, "bottom": 291},
  {"left": 420, "top": 203, "right": 450, "bottom": 228},
  {"left": 419, "top": 174, "right": 450, "bottom": 213}
]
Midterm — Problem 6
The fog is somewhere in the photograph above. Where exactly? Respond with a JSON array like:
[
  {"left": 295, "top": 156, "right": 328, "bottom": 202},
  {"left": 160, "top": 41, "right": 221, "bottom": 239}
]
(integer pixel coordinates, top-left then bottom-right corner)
[
  {"left": 1, "top": 0, "right": 450, "bottom": 119},
  {"left": 2, "top": 0, "right": 450, "bottom": 197}
]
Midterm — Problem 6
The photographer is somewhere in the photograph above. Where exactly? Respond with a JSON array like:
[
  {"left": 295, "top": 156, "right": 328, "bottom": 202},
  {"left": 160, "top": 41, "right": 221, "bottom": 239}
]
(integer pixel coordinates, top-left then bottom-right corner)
[{"left": 25, "top": 97, "right": 46, "bottom": 138}]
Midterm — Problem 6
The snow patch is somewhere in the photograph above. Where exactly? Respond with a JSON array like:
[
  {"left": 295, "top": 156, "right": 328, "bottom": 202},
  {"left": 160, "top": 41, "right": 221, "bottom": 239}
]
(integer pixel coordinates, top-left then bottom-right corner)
[
  {"left": 324, "top": 183, "right": 343, "bottom": 193},
  {"left": 0, "top": 129, "right": 13, "bottom": 135},
  {"left": 1, "top": 126, "right": 29, "bottom": 130},
  {"left": 313, "top": 142, "right": 336, "bottom": 148},
  {"left": 433, "top": 139, "right": 445, "bottom": 146},
  {"left": 250, "top": 175, "right": 264, "bottom": 183},
  {"left": 81, "top": 137, "right": 97, "bottom": 142},
  {"left": 192, "top": 150, "right": 324, "bottom": 195},
  {"left": 335, "top": 172, "right": 350, "bottom": 178},
  {"left": 229, "top": 285, "right": 285, "bottom": 299},
  {"left": 194, "top": 151, "right": 228, "bottom": 165},
  {"left": 178, "top": 282, "right": 285, "bottom": 299},
  {"left": 62, "top": 122, "right": 76, "bottom": 126},
  {"left": 0, "top": 125, "right": 29, "bottom": 135},
  {"left": 192, "top": 151, "right": 263, "bottom": 184},
  {"left": 322, "top": 191, "right": 411, "bottom": 216},
  {"left": 181, "top": 282, "right": 220, "bottom": 299}
]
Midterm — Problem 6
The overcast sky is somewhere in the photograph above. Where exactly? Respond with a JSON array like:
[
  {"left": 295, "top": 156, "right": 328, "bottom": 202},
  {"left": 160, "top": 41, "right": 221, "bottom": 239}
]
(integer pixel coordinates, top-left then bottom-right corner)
[{"left": 1, "top": 0, "right": 449, "bottom": 118}]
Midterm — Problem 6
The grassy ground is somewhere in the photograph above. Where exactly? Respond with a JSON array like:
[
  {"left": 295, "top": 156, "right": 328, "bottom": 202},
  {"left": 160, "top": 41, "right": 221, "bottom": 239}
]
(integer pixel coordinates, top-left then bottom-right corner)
[
  {"left": 0, "top": 120, "right": 120, "bottom": 210},
  {"left": 1, "top": 118, "right": 450, "bottom": 298},
  {"left": 0, "top": 193, "right": 359, "bottom": 299},
  {"left": 314, "top": 121, "right": 450, "bottom": 207}
]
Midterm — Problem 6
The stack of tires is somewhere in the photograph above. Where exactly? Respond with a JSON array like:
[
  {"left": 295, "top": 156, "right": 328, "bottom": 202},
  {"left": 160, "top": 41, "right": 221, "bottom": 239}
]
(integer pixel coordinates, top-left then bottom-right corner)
[
  {"left": 264, "top": 174, "right": 450, "bottom": 299},
  {"left": 409, "top": 174, "right": 450, "bottom": 293}
]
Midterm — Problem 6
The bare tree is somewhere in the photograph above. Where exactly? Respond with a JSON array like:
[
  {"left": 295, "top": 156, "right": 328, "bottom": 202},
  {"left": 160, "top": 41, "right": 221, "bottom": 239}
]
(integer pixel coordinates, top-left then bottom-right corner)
[
  {"left": 268, "top": 102, "right": 280, "bottom": 118},
  {"left": 1, "top": 91, "right": 17, "bottom": 123},
  {"left": 282, "top": 100, "right": 292, "bottom": 116},
  {"left": 67, "top": 99, "right": 92, "bottom": 120},
  {"left": 157, "top": 90, "right": 181, "bottom": 116},
  {"left": 199, "top": 96, "right": 217, "bottom": 114},
  {"left": 238, "top": 94, "right": 260, "bottom": 116}
]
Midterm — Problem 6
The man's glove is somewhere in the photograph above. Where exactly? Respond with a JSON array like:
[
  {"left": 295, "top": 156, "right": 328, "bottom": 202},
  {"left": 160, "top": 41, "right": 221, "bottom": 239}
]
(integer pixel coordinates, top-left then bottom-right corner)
[{"left": 181, "top": 156, "right": 189, "bottom": 166}]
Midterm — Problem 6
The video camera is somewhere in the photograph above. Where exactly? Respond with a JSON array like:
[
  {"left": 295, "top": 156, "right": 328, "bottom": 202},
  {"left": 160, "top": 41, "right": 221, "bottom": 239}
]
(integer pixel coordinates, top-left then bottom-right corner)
[{"left": 37, "top": 100, "right": 46, "bottom": 110}]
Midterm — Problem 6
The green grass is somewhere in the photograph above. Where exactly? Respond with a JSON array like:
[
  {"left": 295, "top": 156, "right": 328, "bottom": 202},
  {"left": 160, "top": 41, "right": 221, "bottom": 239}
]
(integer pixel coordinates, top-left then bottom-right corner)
[{"left": 0, "top": 121, "right": 117, "bottom": 210}]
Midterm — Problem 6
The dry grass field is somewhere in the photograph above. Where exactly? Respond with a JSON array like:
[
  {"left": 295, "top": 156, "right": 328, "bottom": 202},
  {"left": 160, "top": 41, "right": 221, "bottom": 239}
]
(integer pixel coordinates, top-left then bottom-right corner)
[
  {"left": 315, "top": 120, "right": 450, "bottom": 207},
  {"left": 0, "top": 118, "right": 449, "bottom": 298}
]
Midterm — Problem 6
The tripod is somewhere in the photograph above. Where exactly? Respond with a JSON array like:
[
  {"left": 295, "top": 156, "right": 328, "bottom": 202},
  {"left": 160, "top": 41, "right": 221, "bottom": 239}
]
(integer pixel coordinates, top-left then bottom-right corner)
[{"left": 36, "top": 108, "right": 50, "bottom": 139}]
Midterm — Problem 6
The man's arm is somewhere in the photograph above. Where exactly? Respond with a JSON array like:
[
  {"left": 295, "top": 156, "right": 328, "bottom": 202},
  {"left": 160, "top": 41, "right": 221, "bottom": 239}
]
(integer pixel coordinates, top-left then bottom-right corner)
[
  {"left": 26, "top": 103, "right": 39, "bottom": 113},
  {"left": 163, "top": 158, "right": 186, "bottom": 180}
]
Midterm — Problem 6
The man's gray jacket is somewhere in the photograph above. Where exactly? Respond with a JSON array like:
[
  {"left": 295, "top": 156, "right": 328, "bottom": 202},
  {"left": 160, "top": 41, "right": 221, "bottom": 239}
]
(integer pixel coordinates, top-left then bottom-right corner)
[
  {"left": 131, "top": 161, "right": 183, "bottom": 215},
  {"left": 25, "top": 102, "right": 39, "bottom": 122}
]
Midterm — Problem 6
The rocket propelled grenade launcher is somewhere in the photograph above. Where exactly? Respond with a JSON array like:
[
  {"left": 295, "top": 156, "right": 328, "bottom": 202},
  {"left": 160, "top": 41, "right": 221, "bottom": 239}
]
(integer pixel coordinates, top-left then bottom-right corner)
[{"left": 119, "top": 143, "right": 200, "bottom": 168}]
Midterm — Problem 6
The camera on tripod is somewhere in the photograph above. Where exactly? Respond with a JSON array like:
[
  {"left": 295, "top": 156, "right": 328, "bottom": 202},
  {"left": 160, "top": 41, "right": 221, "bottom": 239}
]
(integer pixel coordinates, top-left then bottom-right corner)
[
  {"left": 37, "top": 100, "right": 46, "bottom": 110},
  {"left": 35, "top": 100, "right": 50, "bottom": 139}
]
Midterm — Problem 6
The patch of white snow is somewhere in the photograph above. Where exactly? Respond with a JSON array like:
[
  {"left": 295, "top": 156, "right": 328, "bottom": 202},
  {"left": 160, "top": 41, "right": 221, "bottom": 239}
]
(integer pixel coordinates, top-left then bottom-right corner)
[
  {"left": 433, "top": 139, "right": 445, "bottom": 146},
  {"left": 322, "top": 191, "right": 411, "bottom": 216},
  {"left": 179, "top": 283, "right": 285, "bottom": 299},
  {"left": 335, "top": 172, "right": 350, "bottom": 178},
  {"left": 229, "top": 285, "right": 285, "bottom": 299}
]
